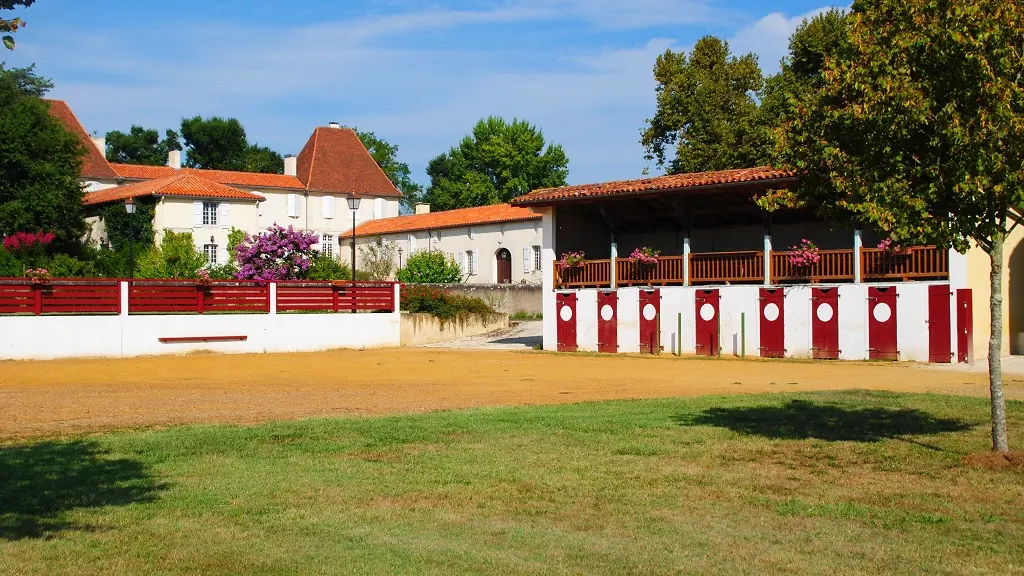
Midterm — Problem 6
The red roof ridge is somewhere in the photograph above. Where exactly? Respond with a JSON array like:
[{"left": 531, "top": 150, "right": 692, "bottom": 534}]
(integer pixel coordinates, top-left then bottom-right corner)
[
  {"left": 83, "top": 172, "right": 265, "bottom": 206},
  {"left": 43, "top": 99, "right": 119, "bottom": 180},
  {"left": 306, "top": 127, "right": 321, "bottom": 189},
  {"left": 342, "top": 203, "right": 541, "bottom": 238}
]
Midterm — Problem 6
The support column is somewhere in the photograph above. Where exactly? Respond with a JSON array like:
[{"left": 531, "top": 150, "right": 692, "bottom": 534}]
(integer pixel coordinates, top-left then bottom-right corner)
[
  {"left": 763, "top": 230, "right": 772, "bottom": 286},
  {"left": 610, "top": 233, "right": 618, "bottom": 289},
  {"left": 682, "top": 235, "right": 691, "bottom": 286},
  {"left": 853, "top": 226, "right": 863, "bottom": 283}
]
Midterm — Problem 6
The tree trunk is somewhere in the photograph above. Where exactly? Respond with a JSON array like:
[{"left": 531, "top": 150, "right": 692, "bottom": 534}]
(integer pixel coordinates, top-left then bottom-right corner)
[{"left": 988, "top": 230, "right": 1010, "bottom": 452}]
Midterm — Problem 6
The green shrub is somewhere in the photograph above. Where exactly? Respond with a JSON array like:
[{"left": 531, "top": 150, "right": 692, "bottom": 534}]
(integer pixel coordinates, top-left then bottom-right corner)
[
  {"left": 88, "top": 248, "right": 129, "bottom": 278},
  {"left": 400, "top": 284, "right": 494, "bottom": 322},
  {"left": 396, "top": 250, "right": 463, "bottom": 284},
  {"left": 134, "top": 231, "right": 206, "bottom": 279},
  {"left": 47, "top": 253, "right": 99, "bottom": 278},
  {"left": 307, "top": 253, "right": 371, "bottom": 281},
  {"left": 0, "top": 247, "right": 22, "bottom": 277},
  {"left": 206, "top": 263, "right": 238, "bottom": 280}
]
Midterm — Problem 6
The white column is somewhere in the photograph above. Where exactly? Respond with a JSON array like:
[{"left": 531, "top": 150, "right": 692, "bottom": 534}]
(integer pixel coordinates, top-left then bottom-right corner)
[
  {"left": 853, "top": 227, "right": 863, "bottom": 283},
  {"left": 682, "top": 235, "right": 691, "bottom": 286},
  {"left": 269, "top": 282, "right": 278, "bottom": 316},
  {"left": 763, "top": 232, "right": 772, "bottom": 285},
  {"left": 610, "top": 233, "right": 618, "bottom": 290},
  {"left": 541, "top": 207, "right": 558, "bottom": 351}
]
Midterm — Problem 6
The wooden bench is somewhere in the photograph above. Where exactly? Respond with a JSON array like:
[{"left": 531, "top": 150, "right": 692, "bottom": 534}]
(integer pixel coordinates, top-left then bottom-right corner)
[{"left": 158, "top": 335, "right": 248, "bottom": 344}]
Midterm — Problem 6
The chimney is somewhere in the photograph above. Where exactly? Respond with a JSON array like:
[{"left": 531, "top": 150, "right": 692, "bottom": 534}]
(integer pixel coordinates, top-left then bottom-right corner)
[
  {"left": 415, "top": 203, "right": 431, "bottom": 215},
  {"left": 283, "top": 154, "right": 297, "bottom": 177},
  {"left": 91, "top": 136, "right": 106, "bottom": 154},
  {"left": 167, "top": 149, "right": 182, "bottom": 170},
  {"left": 327, "top": 122, "right": 341, "bottom": 129}
]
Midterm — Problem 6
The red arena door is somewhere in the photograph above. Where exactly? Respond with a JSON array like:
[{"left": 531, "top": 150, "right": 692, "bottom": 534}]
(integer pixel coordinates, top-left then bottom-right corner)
[
  {"left": 759, "top": 288, "right": 785, "bottom": 358},
  {"left": 928, "top": 285, "right": 952, "bottom": 363},
  {"left": 867, "top": 286, "right": 898, "bottom": 360},
  {"left": 695, "top": 289, "right": 720, "bottom": 356},
  {"left": 957, "top": 289, "right": 973, "bottom": 363},
  {"left": 811, "top": 287, "right": 839, "bottom": 359},
  {"left": 639, "top": 289, "right": 661, "bottom": 354},
  {"left": 556, "top": 292, "right": 577, "bottom": 352},
  {"left": 597, "top": 291, "right": 618, "bottom": 353}
]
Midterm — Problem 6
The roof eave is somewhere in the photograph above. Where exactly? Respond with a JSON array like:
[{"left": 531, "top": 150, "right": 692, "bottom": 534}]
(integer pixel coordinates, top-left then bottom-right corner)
[{"left": 511, "top": 175, "right": 800, "bottom": 207}]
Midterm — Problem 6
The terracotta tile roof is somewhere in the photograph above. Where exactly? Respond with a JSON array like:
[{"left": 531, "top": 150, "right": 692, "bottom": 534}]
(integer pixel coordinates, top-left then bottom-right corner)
[
  {"left": 44, "top": 99, "right": 120, "bottom": 180},
  {"left": 83, "top": 173, "right": 265, "bottom": 206},
  {"left": 342, "top": 204, "right": 541, "bottom": 238},
  {"left": 112, "top": 163, "right": 305, "bottom": 190},
  {"left": 511, "top": 166, "right": 797, "bottom": 206},
  {"left": 297, "top": 127, "right": 402, "bottom": 198}
]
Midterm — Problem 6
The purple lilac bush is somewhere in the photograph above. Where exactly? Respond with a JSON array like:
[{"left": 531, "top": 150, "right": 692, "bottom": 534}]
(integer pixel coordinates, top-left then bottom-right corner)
[{"left": 234, "top": 224, "right": 320, "bottom": 281}]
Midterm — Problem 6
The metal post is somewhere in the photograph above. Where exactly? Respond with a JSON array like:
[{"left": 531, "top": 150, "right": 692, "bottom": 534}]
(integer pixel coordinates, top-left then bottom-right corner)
[
  {"left": 677, "top": 312, "right": 682, "bottom": 357},
  {"left": 717, "top": 312, "right": 721, "bottom": 358},
  {"left": 351, "top": 210, "right": 357, "bottom": 282},
  {"left": 128, "top": 213, "right": 135, "bottom": 280},
  {"left": 741, "top": 312, "right": 746, "bottom": 357}
]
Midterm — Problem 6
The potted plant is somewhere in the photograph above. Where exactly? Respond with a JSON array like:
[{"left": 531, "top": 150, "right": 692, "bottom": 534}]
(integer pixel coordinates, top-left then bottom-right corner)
[
  {"left": 558, "top": 251, "right": 586, "bottom": 268},
  {"left": 195, "top": 269, "right": 213, "bottom": 288},
  {"left": 24, "top": 268, "right": 51, "bottom": 285},
  {"left": 877, "top": 237, "right": 910, "bottom": 256},
  {"left": 788, "top": 239, "right": 821, "bottom": 270}
]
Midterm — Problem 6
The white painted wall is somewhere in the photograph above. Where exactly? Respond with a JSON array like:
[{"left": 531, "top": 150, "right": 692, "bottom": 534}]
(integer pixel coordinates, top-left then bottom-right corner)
[
  {"left": 542, "top": 208, "right": 557, "bottom": 351},
  {"left": 576, "top": 289, "right": 599, "bottom": 352},
  {"left": 0, "top": 283, "right": 401, "bottom": 360},
  {"left": 156, "top": 197, "right": 260, "bottom": 262}
]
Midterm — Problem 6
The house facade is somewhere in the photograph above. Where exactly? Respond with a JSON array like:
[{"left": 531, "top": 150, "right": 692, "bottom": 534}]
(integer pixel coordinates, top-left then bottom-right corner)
[
  {"left": 48, "top": 101, "right": 402, "bottom": 265},
  {"left": 511, "top": 166, "right": 1021, "bottom": 362},
  {"left": 342, "top": 203, "right": 543, "bottom": 284}
]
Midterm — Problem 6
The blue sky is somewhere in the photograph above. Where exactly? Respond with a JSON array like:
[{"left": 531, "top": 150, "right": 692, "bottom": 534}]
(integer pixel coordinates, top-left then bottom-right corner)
[{"left": 4, "top": 0, "right": 834, "bottom": 188}]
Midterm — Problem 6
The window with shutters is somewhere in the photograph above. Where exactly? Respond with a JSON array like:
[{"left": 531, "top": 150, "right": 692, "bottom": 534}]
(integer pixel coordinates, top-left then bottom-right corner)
[
  {"left": 202, "top": 202, "right": 218, "bottom": 226},
  {"left": 323, "top": 196, "right": 335, "bottom": 219},
  {"left": 204, "top": 244, "right": 218, "bottom": 265},
  {"left": 322, "top": 234, "right": 334, "bottom": 258},
  {"left": 533, "top": 246, "right": 542, "bottom": 271},
  {"left": 465, "top": 250, "right": 475, "bottom": 275}
]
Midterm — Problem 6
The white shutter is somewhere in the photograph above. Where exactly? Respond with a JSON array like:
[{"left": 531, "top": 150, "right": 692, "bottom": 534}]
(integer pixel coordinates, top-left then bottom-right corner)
[
  {"left": 193, "top": 202, "right": 203, "bottom": 228},
  {"left": 409, "top": 234, "right": 416, "bottom": 252},
  {"left": 458, "top": 252, "right": 466, "bottom": 273},
  {"left": 323, "top": 195, "right": 335, "bottom": 219},
  {"left": 217, "top": 245, "right": 228, "bottom": 265},
  {"left": 220, "top": 203, "right": 230, "bottom": 228},
  {"left": 468, "top": 227, "right": 475, "bottom": 240},
  {"left": 523, "top": 247, "right": 531, "bottom": 273},
  {"left": 374, "top": 198, "right": 383, "bottom": 219},
  {"left": 472, "top": 249, "right": 479, "bottom": 276},
  {"left": 287, "top": 194, "right": 299, "bottom": 218}
]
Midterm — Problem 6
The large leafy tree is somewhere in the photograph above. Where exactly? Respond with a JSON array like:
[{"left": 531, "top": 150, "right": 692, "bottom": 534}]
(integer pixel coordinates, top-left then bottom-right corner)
[
  {"left": 424, "top": 116, "right": 568, "bottom": 210},
  {"left": 243, "top": 144, "right": 283, "bottom": 174},
  {"left": 356, "top": 129, "right": 422, "bottom": 210},
  {"left": 641, "top": 36, "right": 764, "bottom": 174},
  {"left": 777, "top": 0, "right": 1023, "bottom": 452},
  {"left": 0, "top": 65, "right": 86, "bottom": 250},
  {"left": 1, "top": 0, "right": 33, "bottom": 50},
  {"left": 180, "top": 116, "right": 248, "bottom": 171},
  {"left": 105, "top": 125, "right": 181, "bottom": 166}
]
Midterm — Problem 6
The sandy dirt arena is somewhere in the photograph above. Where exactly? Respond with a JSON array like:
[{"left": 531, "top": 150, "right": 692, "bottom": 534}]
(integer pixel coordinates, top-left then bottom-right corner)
[{"left": 1, "top": 348, "right": 1021, "bottom": 440}]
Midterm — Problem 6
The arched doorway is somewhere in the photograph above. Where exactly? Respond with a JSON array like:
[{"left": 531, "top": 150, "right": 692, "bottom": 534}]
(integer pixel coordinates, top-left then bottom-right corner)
[{"left": 496, "top": 248, "right": 512, "bottom": 284}]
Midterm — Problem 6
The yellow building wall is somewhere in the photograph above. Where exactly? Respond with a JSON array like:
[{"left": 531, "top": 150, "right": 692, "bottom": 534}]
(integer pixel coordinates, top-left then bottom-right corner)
[{"left": 965, "top": 223, "right": 1024, "bottom": 359}]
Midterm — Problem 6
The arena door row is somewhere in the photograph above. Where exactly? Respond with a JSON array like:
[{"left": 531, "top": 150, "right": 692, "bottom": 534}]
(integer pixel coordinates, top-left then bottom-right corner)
[{"left": 555, "top": 287, "right": 972, "bottom": 362}]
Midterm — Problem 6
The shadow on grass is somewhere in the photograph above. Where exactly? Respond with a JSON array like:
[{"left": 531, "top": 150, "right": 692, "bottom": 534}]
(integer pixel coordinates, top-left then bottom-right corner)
[
  {"left": 673, "top": 399, "right": 974, "bottom": 442},
  {"left": 0, "top": 440, "right": 164, "bottom": 540}
]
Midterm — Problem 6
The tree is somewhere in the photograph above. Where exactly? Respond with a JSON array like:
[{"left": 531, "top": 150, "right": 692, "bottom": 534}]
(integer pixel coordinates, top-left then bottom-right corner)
[
  {"left": 135, "top": 230, "right": 206, "bottom": 279},
  {"left": 180, "top": 116, "right": 248, "bottom": 171},
  {"left": 99, "top": 198, "right": 155, "bottom": 251},
  {"left": 234, "top": 224, "right": 319, "bottom": 280},
  {"left": 359, "top": 237, "right": 397, "bottom": 280},
  {"left": 243, "top": 144, "right": 283, "bottom": 174},
  {"left": 105, "top": 126, "right": 182, "bottom": 166},
  {"left": 396, "top": 250, "right": 463, "bottom": 283},
  {"left": 641, "top": 36, "right": 765, "bottom": 174},
  {"left": 424, "top": 117, "right": 568, "bottom": 210},
  {"left": 776, "top": 0, "right": 1023, "bottom": 452},
  {"left": 355, "top": 130, "right": 422, "bottom": 210},
  {"left": 1, "top": 0, "right": 34, "bottom": 50},
  {"left": 0, "top": 65, "right": 86, "bottom": 250}
]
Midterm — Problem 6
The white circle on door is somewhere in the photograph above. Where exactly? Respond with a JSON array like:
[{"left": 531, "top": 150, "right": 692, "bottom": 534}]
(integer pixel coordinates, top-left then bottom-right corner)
[
  {"left": 873, "top": 302, "right": 892, "bottom": 323},
  {"left": 559, "top": 305, "right": 573, "bottom": 322},
  {"left": 763, "top": 303, "right": 780, "bottom": 322},
  {"left": 700, "top": 303, "right": 716, "bottom": 321},
  {"left": 601, "top": 304, "right": 614, "bottom": 321},
  {"left": 642, "top": 303, "right": 657, "bottom": 321},
  {"left": 816, "top": 302, "right": 834, "bottom": 323}
]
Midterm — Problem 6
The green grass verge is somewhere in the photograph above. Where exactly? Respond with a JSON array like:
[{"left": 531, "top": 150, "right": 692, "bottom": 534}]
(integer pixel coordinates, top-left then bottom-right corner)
[{"left": 1, "top": 391, "right": 1022, "bottom": 575}]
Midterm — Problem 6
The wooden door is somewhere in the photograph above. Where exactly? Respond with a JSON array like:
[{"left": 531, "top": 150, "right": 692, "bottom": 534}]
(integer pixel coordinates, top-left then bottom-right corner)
[
  {"left": 928, "top": 285, "right": 952, "bottom": 363},
  {"left": 496, "top": 249, "right": 512, "bottom": 284},
  {"left": 811, "top": 287, "right": 839, "bottom": 359},
  {"left": 639, "top": 289, "right": 661, "bottom": 354},
  {"left": 695, "top": 289, "right": 720, "bottom": 356},
  {"left": 867, "top": 286, "right": 898, "bottom": 360},
  {"left": 556, "top": 292, "right": 577, "bottom": 352},
  {"left": 597, "top": 291, "right": 618, "bottom": 353},
  {"left": 957, "top": 289, "right": 973, "bottom": 363},
  {"left": 759, "top": 288, "right": 785, "bottom": 358}
]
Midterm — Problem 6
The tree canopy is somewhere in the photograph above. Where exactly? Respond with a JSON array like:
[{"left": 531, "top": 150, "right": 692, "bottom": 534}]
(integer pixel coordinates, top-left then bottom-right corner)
[
  {"left": 356, "top": 129, "right": 422, "bottom": 210},
  {"left": 423, "top": 117, "right": 568, "bottom": 211},
  {"left": 105, "top": 126, "right": 181, "bottom": 166},
  {"left": 0, "top": 64, "right": 86, "bottom": 250},
  {"left": 1, "top": 0, "right": 34, "bottom": 50},
  {"left": 776, "top": 0, "right": 1023, "bottom": 452},
  {"left": 179, "top": 116, "right": 282, "bottom": 173}
]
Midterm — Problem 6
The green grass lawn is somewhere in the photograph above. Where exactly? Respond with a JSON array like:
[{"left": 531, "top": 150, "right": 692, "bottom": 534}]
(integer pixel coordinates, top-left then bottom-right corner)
[{"left": 2, "top": 391, "right": 1023, "bottom": 575}]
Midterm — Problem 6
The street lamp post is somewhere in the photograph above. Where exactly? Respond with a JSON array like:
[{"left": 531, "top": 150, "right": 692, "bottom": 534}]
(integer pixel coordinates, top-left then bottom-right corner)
[
  {"left": 124, "top": 197, "right": 136, "bottom": 279},
  {"left": 347, "top": 196, "right": 361, "bottom": 282},
  {"left": 397, "top": 247, "right": 403, "bottom": 270}
]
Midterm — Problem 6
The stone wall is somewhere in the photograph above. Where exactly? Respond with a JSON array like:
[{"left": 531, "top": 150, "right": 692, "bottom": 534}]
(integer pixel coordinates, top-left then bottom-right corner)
[{"left": 419, "top": 283, "right": 542, "bottom": 316}]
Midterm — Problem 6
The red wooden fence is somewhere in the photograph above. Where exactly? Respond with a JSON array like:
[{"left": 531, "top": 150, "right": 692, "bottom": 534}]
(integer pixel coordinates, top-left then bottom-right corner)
[{"left": 0, "top": 279, "right": 120, "bottom": 315}]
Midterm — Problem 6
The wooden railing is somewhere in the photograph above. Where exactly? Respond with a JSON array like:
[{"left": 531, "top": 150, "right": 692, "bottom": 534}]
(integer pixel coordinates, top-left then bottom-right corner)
[
  {"left": 861, "top": 246, "right": 947, "bottom": 280},
  {"left": 688, "top": 251, "right": 763, "bottom": 284},
  {"left": 555, "top": 259, "right": 611, "bottom": 288},
  {"left": 0, "top": 278, "right": 120, "bottom": 315},
  {"left": 771, "top": 249, "right": 855, "bottom": 283},
  {"left": 617, "top": 256, "right": 686, "bottom": 286}
]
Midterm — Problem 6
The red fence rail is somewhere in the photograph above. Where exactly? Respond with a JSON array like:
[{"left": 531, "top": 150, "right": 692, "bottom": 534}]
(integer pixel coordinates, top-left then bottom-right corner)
[{"left": 0, "top": 278, "right": 397, "bottom": 315}]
